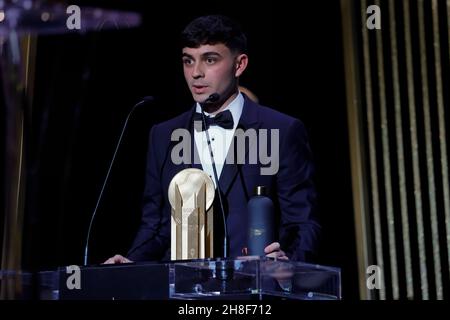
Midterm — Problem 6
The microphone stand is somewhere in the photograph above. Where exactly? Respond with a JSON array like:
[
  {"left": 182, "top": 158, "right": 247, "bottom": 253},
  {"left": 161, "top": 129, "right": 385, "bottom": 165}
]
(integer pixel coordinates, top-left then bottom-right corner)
[
  {"left": 200, "top": 94, "right": 234, "bottom": 283},
  {"left": 83, "top": 96, "right": 153, "bottom": 266}
]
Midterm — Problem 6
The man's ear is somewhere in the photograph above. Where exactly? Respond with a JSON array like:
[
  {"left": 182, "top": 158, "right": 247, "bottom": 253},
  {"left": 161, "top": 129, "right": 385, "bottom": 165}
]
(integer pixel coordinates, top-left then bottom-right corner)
[{"left": 234, "top": 54, "right": 248, "bottom": 77}]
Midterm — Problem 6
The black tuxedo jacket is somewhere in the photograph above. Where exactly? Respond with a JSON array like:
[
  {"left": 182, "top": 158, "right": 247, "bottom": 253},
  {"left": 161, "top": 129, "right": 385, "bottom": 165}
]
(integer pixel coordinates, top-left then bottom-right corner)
[{"left": 127, "top": 95, "right": 320, "bottom": 261}]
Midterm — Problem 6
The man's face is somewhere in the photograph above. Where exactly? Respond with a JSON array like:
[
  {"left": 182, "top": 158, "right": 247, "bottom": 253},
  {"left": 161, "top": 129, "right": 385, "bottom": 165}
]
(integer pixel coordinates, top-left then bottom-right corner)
[{"left": 182, "top": 43, "right": 247, "bottom": 104}]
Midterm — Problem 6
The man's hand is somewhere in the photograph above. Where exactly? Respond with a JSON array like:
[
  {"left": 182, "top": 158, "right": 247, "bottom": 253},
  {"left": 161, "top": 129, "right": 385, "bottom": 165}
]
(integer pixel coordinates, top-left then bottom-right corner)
[
  {"left": 264, "top": 242, "right": 289, "bottom": 260},
  {"left": 103, "top": 254, "right": 132, "bottom": 264}
]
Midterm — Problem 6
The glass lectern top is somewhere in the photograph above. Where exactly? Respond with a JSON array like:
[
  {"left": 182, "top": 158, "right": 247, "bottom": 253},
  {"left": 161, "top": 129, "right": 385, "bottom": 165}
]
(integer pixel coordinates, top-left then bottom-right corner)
[{"left": 170, "top": 257, "right": 341, "bottom": 300}]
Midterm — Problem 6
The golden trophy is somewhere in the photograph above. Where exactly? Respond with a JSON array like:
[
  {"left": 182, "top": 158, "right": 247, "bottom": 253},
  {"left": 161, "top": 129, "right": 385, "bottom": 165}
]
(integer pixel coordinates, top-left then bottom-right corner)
[{"left": 168, "top": 168, "right": 215, "bottom": 260}]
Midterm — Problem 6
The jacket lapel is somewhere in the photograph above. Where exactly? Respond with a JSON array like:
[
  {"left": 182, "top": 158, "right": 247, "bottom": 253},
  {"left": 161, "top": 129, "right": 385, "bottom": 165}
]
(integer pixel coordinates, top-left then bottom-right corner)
[
  {"left": 164, "top": 105, "right": 199, "bottom": 180},
  {"left": 218, "top": 96, "right": 260, "bottom": 196},
  {"left": 190, "top": 131, "right": 203, "bottom": 171}
]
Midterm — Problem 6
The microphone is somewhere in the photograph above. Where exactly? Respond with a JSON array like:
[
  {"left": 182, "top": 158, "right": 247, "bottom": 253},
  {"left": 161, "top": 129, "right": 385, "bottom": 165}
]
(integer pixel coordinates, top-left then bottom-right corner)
[
  {"left": 83, "top": 96, "right": 154, "bottom": 266},
  {"left": 203, "top": 93, "right": 220, "bottom": 105},
  {"left": 199, "top": 93, "right": 229, "bottom": 261}
]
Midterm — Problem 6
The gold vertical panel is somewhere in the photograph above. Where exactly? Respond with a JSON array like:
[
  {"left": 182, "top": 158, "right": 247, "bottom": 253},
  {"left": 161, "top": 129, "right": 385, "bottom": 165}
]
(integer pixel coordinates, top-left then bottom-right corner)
[
  {"left": 448, "top": 0, "right": 450, "bottom": 56},
  {"left": 374, "top": 0, "right": 399, "bottom": 299},
  {"left": 417, "top": 0, "right": 443, "bottom": 300},
  {"left": 437, "top": 0, "right": 450, "bottom": 287},
  {"left": 342, "top": 0, "right": 450, "bottom": 300},
  {"left": 448, "top": 0, "right": 450, "bottom": 72},
  {"left": 206, "top": 205, "right": 214, "bottom": 259},
  {"left": 175, "top": 184, "right": 182, "bottom": 259},
  {"left": 23, "top": 35, "right": 37, "bottom": 110},
  {"left": 0, "top": 107, "right": 25, "bottom": 300},
  {"left": 447, "top": 0, "right": 450, "bottom": 286},
  {"left": 388, "top": 0, "right": 414, "bottom": 299},
  {"left": 187, "top": 208, "right": 199, "bottom": 259},
  {"left": 198, "top": 183, "right": 206, "bottom": 259},
  {"left": 0, "top": 35, "right": 36, "bottom": 299},
  {"left": 340, "top": 0, "right": 374, "bottom": 300},
  {"left": 361, "top": 0, "right": 386, "bottom": 300},
  {"left": 403, "top": 0, "right": 429, "bottom": 300}
]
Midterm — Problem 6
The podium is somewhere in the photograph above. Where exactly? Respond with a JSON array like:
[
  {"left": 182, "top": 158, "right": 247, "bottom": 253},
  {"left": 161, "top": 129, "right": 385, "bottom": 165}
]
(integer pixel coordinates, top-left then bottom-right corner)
[{"left": 25, "top": 257, "right": 341, "bottom": 300}]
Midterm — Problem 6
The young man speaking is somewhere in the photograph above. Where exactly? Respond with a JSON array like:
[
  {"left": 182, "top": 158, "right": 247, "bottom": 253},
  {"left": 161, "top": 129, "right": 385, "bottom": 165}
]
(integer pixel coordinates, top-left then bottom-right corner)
[{"left": 105, "top": 15, "right": 320, "bottom": 264}]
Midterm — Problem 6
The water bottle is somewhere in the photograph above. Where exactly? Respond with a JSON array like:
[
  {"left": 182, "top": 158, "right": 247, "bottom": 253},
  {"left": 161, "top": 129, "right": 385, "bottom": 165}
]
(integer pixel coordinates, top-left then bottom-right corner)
[{"left": 247, "top": 186, "right": 274, "bottom": 256}]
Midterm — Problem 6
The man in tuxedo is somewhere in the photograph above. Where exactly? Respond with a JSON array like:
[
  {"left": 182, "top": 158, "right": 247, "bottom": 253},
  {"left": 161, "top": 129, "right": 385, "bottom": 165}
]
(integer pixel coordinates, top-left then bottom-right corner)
[{"left": 105, "top": 15, "right": 320, "bottom": 264}]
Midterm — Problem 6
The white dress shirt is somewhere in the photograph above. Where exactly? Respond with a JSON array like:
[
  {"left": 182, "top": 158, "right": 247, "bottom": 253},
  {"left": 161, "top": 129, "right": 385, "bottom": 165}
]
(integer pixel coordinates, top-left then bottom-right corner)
[{"left": 194, "top": 92, "right": 244, "bottom": 188}]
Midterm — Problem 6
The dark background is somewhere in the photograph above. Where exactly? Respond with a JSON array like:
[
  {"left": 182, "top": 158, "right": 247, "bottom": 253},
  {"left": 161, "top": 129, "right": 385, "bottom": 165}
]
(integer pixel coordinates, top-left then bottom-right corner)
[{"left": 1, "top": 0, "right": 358, "bottom": 298}]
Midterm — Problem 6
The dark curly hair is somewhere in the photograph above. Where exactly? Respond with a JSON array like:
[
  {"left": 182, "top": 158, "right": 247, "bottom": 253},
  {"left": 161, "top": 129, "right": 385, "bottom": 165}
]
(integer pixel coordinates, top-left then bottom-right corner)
[{"left": 181, "top": 15, "right": 247, "bottom": 54}]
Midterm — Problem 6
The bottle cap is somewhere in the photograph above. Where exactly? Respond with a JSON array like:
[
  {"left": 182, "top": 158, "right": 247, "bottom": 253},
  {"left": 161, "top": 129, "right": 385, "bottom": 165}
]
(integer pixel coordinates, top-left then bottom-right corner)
[{"left": 254, "top": 185, "right": 266, "bottom": 196}]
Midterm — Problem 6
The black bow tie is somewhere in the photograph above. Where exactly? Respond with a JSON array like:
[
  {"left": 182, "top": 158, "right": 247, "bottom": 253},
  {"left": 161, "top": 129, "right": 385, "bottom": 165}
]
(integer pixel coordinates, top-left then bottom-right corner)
[{"left": 193, "top": 110, "right": 234, "bottom": 131}]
